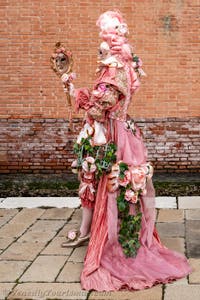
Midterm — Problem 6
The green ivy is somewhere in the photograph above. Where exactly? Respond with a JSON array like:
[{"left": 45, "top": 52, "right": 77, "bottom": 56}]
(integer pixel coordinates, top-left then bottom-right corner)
[
  {"left": 74, "top": 138, "right": 142, "bottom": 258},
  {"left": 73, "top": 137, "right": 117, "bottom": 178},
  {"left": 117, "top": 163, "right": 142, "bottom": 258}
]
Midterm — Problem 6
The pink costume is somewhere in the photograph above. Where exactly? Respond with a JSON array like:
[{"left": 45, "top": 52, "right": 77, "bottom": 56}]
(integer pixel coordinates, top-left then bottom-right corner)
[{"left": 73, "top": 11, "right": 192, "bottom": 291}]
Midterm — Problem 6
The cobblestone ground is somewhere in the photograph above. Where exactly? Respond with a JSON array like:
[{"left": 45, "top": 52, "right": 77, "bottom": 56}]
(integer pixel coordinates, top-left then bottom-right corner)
[{"left": 0, "top": 197, "right": 199, "bottom": 300}]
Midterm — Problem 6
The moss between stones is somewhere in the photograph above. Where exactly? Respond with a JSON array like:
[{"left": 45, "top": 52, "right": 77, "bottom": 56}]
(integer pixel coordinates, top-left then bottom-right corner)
[{"left": 153, "top": 181, "right": 200, "bottom": 196}]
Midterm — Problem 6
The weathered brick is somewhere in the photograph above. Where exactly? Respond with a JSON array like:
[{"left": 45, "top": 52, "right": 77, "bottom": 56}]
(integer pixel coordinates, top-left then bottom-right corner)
[{"left": 0, "top": 1, "right": 199, "bottom": 175}]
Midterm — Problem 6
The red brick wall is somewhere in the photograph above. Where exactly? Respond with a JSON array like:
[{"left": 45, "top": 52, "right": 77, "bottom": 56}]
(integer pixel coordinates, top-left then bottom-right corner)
[
  {"left": 0, "top": 0, "right": 199, "bottom": 118},
  {"left": 0, "top": 117, "right": 199, "bottom": 174},
  {"left": 0, "top": 1, "right": 199, "bottom": 175}
]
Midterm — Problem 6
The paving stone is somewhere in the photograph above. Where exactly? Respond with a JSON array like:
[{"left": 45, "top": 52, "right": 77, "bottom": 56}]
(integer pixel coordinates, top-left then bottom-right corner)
[
  {"left": 156, "top": 222, "right": 185, "bottom": 238},
  {"left": 0, "top": 241, "right": 46, "bottom": 261},
  {"left": 189, "top": 258, "right": 200, "bottom": 283},
  {"left": 0, "top": 209, "right": 17, "bottom": 218},
  {"left": 68, "top": 246, "right": 88, "bottom": 263},
  {"left": 20, "top": 255, "right": 67, "bottom": 282},
  {"left": 0, "top": 209, "right": 19, "bottom": 227},
  {"left": 186, "top": 209, "right": 200, "bottom": 220},
  {"left": 0, "top": 222, "right": 29, "bottom": 239},
  {"left": 160, "top": 237, "right": 185, "bottom": 254},
  {"left": 178, "top": 196, "right": 200, "bottom": 209},
  {"left": 0, "top": 283, "right": 16, "bottom": 299},
  {"left": 18, "top": 229, "right": 55, "bottom": 243},
  {"left": 9, "top": 208, "right": 45, "bottom": 225},
  {"left": 186, "top": 220, "right": 200, "bottom": 258},
  {"left": 68, "top": 208, "right": 82, "bottom": 224},
  {"left": 41, "top": 236, "right": 73, "bottom": 256},
  {"left": 168, "top": 277, "right": 188, "bottom": 285},
  {"left": 57, "top": 261, "right": 83, "bottom": 282},
  {"left": 89, "top": 285, "right": 162, "bottom": 300},
  {"left": 8, "top": 282, "right": 88, "bottom": 299},
  {"left": 0, "top": 197, "right": 81, "bottom": 209},
  {"left": 0, "top": 209, "right": 45, "bottom": 240},
  {"left": 165, "top": 285, "right": 200, "bottom": 300},
  {"left": 30, "top": 219, "right": 65, "bottom": 232},
  {"left": 157, "top": 209, "right": 184, "bottom": 223},
  {"left": 155, "top": 197, "right": 177, "bottom": 209},
  {"left": 0, "top": 260, "right": 30, "bottom": 282},
  {"left": 0, "top": 237, "right": 15, "bottom": 250},
  {"left": 39, "top": 207, "right": 74, "bottom": 220}
]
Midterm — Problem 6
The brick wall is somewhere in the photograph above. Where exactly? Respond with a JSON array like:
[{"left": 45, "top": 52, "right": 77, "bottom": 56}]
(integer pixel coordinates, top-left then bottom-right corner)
[
  {"left": 0, "top": 0, "right": 199, "bottom": 119},
  {"left": 0, "top": 1, "right": 199, "bottom": 174},
  {"left": 0, "top": 117, "right": 199, "bottom": 174}
]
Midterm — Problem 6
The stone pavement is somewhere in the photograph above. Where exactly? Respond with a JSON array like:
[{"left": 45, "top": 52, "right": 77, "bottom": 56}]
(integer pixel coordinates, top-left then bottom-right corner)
[{"left": 0, "top": 196, "right": 200, "bottom": 300}]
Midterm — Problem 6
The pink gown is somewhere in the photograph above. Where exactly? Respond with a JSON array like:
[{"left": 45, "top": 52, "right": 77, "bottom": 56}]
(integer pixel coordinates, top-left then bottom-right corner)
[
  {"left": 73, "top": 10, "right": 192, "bottom": 291},
  {"left": 80, "top": 120, "right": 192, "bottom": 290}
]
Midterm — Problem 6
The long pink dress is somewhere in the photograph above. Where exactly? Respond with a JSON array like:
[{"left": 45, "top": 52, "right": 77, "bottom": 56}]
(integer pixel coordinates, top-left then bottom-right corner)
[{"left": 74, "top": 10, "right": 192, "bottom": 291}]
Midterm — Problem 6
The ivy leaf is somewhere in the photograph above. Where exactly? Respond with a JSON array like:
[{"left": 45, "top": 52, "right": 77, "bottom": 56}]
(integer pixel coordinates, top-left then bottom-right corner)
[
  {"left": 119, "top": 162, "right": 129, "bottom": 172},
  {"left": 118, "top": 201, "right": 126, "bottom": 212}
]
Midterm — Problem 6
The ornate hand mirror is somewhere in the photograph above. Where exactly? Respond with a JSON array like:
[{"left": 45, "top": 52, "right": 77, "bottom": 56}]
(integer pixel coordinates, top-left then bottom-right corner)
[{"left": 50, "top": 42, "right": 74, "bottom": 106}]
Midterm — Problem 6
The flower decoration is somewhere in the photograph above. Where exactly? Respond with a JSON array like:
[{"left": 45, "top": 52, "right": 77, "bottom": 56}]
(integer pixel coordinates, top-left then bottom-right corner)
[
  {"left": 125, "top": 189, "right": 138, "bottom": 203},
  {"left": 130, "top": 166, "right": 147, "bottom": 191},
  {"left": 82, "top": 157, "right": 97, "bottom": 173},
  {"left": 76, "top": 123, "right": 94, "bottom": 145},
  {"left": 107, "top": 160, "right": 154, "bottom": 257},
  {"left": 118, "top": 169, "right": 131, "bottom": 186},
  {"left": 50, "top": 42, "right": 75, "bottom": 106},
  {"left": 132, "top": 54, "right": 147, "bottom": 77},
  {"left": 67, "top": 230, "right": 77, "bottom": 240},
  {"left": 71, "top": 159, "right": 78, "bottom": 174}
]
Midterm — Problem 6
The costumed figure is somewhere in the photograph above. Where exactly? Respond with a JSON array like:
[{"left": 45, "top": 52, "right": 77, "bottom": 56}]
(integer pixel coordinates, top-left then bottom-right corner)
[{"left": 62, "top": 10, "right": 192, "bottom": 291}]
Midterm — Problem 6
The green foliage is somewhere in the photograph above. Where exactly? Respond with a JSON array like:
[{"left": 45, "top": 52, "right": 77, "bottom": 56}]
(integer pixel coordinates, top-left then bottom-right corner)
[
  {"left": 132, "top": 54, "right": 139, "bottom": 63},
  {"left": 119, "top": 162, "right": 129, "bottom": 179},
  {"left": 73, "top": 137, "right": 117, "bottom": 178},
  {"left": 74, "top": 137, "right": 142, "bottom": 258},
  {"left": 117, "top": 188, "right": 142, "bottom": 258}
]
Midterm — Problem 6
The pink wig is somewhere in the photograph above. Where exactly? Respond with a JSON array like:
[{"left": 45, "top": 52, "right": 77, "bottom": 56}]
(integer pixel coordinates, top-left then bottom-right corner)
[{"left": 96, "top": 10, "right": 125, "bottom": 33}]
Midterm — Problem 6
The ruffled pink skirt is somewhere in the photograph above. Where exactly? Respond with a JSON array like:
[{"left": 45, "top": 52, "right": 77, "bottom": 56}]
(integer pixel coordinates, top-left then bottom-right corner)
[{"left": 81, "top": 119, "right": 192, "bottom": 291}]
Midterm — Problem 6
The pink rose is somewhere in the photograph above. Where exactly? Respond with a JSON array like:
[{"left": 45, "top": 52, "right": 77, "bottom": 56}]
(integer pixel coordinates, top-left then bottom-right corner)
[
  {"left": 125, "top": 189, "right": 138, "bottom": 203},
  {"left": 71, "top": 160, "right": 78, "bottom": 174},
  {"left": 61, "top": 73, "right": 69, "bottom": 83},
  {"left": 118, "top": 170, "right": 131, "bottom": 187},
  {"left": 130, "top": 166, "right": 147, "bottom": 191},
  {"left": 140, "top": 164, "right": 149, "bottom": 175},
  {"left": 68, "top": 230, "right": 76, "bottom": 240},
  {"left": 85, "top": 157, "right": 95, "bottom": 164},
  {"left": 82, "top": 157, "right": 96, "bottom": 173},
  {"left": 69, "top": 72, "right": 76, "bottom": 81}
]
